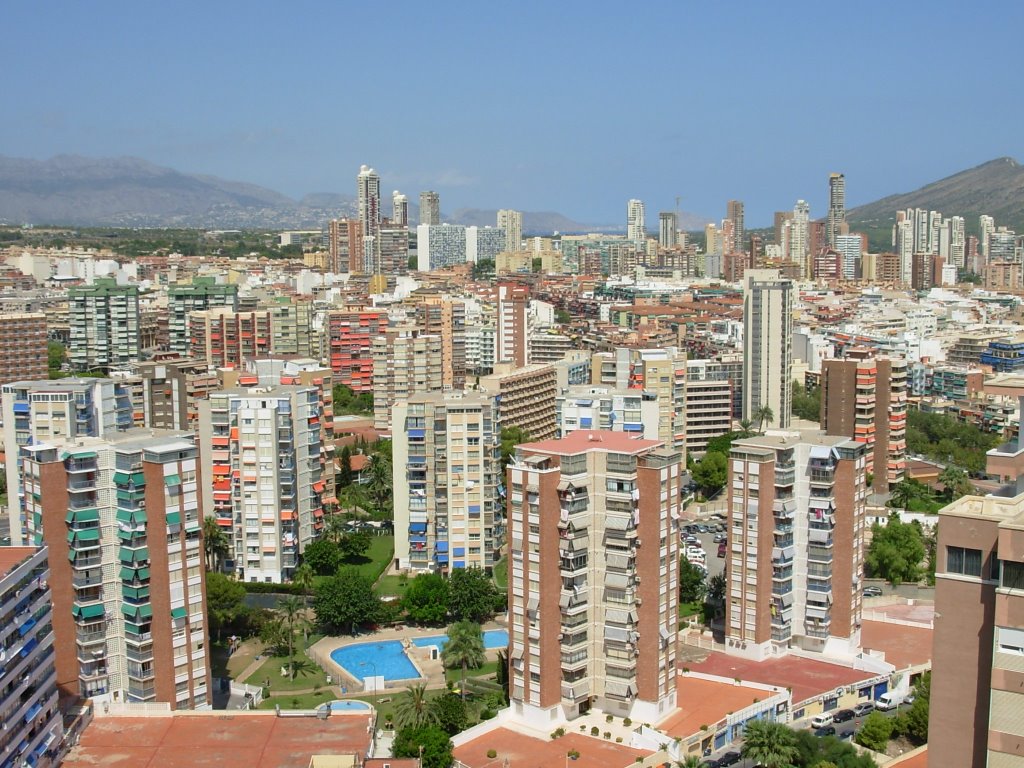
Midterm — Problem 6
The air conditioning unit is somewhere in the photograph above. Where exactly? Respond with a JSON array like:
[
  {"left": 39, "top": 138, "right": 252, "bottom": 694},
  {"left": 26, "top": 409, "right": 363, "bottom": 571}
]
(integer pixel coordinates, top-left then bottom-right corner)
[
  {"left": 557, "top": 633, "right": 564, "bottom": 640},
  {"left": 635, "top": 597, "right": 643, "bottom": 605},
  {"left": 634, "top": 575, "right": 641, "bottom": 583},
  {"left": 635, "top": 539, "right": 642, "bottom": 547}
]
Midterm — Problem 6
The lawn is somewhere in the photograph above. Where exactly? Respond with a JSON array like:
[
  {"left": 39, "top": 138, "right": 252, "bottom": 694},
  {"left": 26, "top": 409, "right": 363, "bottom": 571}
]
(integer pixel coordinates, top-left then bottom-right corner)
[
  {"left": 375, "top": 573, "right": 410, "bottom": 598},
  {"left": 314, "top": 535, "right": 394, "bottom": 589},
  {"left": 492, "top": 556, "right": 507, "bottom": 590},
  {"left": 248, "top": 653, "right": 330, "bottom": 692},
  {"left": 445, "top": 659, "right": 499, "bottom": 684}
]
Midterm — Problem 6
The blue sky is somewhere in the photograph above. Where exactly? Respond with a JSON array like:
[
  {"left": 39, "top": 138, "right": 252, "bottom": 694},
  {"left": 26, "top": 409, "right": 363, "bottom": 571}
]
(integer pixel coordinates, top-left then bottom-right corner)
[{"left": 4, "top": 1, "right": 1023, "bottom": 226}]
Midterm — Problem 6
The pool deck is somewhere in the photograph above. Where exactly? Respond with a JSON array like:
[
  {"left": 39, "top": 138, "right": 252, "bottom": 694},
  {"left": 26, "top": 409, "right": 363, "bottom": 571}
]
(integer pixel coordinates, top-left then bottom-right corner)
[{"left": 309, "top": 621, "right": 508, "bottom": 694}]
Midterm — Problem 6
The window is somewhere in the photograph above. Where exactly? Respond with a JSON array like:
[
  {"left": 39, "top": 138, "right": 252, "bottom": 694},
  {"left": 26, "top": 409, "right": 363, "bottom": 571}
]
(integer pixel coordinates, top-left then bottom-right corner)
[
  {"left": 997, "top": 627, "right": 1024, "bottom": 655},
  {"left": 946, "top": 546, "right": 983, "bottom": 577},
  {"left": 1002, "top": 561, "right": 1024, "bottom": 590}
]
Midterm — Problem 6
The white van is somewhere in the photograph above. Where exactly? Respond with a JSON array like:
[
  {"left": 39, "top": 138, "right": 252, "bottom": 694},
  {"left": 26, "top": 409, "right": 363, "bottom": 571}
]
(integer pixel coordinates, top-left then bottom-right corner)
[
  {"left": 875, "top": 692, "right": 905, "bottom": 711},
  {"left": 810, "top": 713, "right": 834, "bottom": 729}
]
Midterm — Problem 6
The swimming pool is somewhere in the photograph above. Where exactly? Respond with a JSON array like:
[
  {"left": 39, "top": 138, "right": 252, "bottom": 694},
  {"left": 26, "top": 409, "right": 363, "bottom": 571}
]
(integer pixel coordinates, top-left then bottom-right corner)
[
  {"left": 325, "top": 699, "right": 372, "bottom": 711},
  {"left": 410, "top": 629, "right": 509, "bottom": 651},
  {"left": 330, "top": 640, "right": 421, "bottom": 682}
]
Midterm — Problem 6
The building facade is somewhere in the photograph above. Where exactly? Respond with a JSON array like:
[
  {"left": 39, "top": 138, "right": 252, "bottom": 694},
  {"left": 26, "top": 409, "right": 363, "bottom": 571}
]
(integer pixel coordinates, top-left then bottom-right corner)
[
  {"left": 167, "top": 277, "right": 238, "bottom": 355},
  {"left": 555, "top": 385, "right": 660, "bottom": 440},
  {"left": 743, "top": 270, "right": 793, "bottom": 429},
  {"left": 725, "top": 432, "right": 867, "bottom": 660},
  {"left": 371, "top": 330, "right": 445, "bottom": 433},
  {"left": 198, "top": 386, "right": 329, "bottom": 583},
  {"left": 506, "top": 431, "right": 682, "bottom": 724},
  {"left": 68, "top": 278, "right": 141, "bottom": 371},
  {"left": 136, "top": 356, "right": 219, "bottom": 431},
  {"left": 0, "top": 546, "right": 63, "bottom": 768},
  {"left": 929, "top": 493, "right": 1024, "bottom": 768},
  {"left": 0, "top": 312, "right": 48, "bottom": 385},
  {"left": 820, "top": 357, "right": 907, "bottom": 494},
  {"left": 479, "top": 363, "right": 558, "bottom": 442},
  {"left": 22, "top": 432, "right": 211, "bottom": 707},
  {"left": 188, "top": 308, "right": 273, "bottom": 369},
  {"left": 325, "top": 309, "right": 388, "bottom": 393},
  {"left": 392, "top": 391, "right": 503, "bottom": 573}
]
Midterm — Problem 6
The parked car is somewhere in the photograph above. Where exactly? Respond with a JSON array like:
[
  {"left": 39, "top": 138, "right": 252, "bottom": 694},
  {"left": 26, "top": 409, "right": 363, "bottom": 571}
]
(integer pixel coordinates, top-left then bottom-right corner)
[
  {"left": 810, "top": 713, "right": 834, "bottom": 729},
  {"left": 718, "top": 752, "right": 741, "bottom": 766},
  {"left": 863, "top": 586, "right": 883, "bottom": 597},
  {"left": 875, "top": 691, "right": 906, "bottom": 711},
  {"left": 713, "top": 533, "right": 727, "bottom": 543},
  {"left": 853, "top": 701, "right": 875, "bottom": 717},
  {"left": 814, "top": 725, "right": 837, "bottom": 738},
  {"left": 839, "top": 728, "right": 855, "bottom": 741},
  {"left": 832, "top": 709, "right": 855, "bottom": 723}
]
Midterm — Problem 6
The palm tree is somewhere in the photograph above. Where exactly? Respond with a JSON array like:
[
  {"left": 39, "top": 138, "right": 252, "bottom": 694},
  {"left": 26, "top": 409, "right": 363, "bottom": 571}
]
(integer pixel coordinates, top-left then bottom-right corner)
[
  {"left": 740, "top": 720, "right": 798, "bottom": 768},
  {"left": 277, "top": 596, "right": 306, "bottom": 680},
  {"left": 889, "top": 479, "right": 917, "bottom": 511},
  {"left": 755, "top": 405, "right": 775, "bottom": 433},
  {"left": 366, "top": 453, "right": 393, "bottom": 518},
  {"left": 393, "top": 682, "right": 438, "bottom": 730},
  {"left": 677, "top": 757, "right": 703, "bottom": 768},
  {"left": 938, "top": 465, "right": 971, "bottom": 501},
  {"left": 202, "top": 516, "right": 230, "bottom": 573},
  {"left": 292, "top": 563, "right": 315, "bottom": 642},
  {"left": 442, "top": 620, "right": 486, "bottom": 701},
  {"left": 324, "top": 513, "right": 348, "bottom": 544},
  {"left": 738, "top": 418, "right": 755, "bottom": 438}
]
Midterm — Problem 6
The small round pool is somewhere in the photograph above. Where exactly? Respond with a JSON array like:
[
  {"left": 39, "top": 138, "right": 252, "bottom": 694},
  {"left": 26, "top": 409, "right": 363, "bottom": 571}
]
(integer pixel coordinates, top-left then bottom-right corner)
[{"left": 326, "top": 700, "right": 372, "bottom": 711}]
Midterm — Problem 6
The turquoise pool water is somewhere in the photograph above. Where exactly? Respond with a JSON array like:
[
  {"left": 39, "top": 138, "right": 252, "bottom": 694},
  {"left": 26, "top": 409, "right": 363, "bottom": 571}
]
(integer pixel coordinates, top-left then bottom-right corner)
[
  {"left": 410, "top": 629, "right": 509, "bottom": 651},
  {"left": 330, "top": 640, "right": 420, "bottom": 682},
  {"left": 326, "top": 699, "right": 372, "bottom": 711}
]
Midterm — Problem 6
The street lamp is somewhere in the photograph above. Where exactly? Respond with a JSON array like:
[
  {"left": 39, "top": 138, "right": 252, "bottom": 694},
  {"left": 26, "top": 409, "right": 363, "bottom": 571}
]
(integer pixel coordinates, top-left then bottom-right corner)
[{"left": 359, "top": 660, "right": 379, "bottom": 693}]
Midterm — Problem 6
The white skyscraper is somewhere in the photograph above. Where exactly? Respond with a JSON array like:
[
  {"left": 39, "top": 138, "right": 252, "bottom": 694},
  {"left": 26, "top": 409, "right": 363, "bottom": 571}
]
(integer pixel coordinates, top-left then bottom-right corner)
[
  {"left": 627, "top": 199, "right": 646, "bottom": 242},
  {"left": 835, "top": 234, "right": 862, "bottom": 279},
  {"left": 392, "top": 190, "right": 408, "bottom": 226},
  {"left": 357, "top": 165, "right": 381, "bottom": 238},
  {"left": 789, "top": 200, "right": 810, "bottom": 277},
  {"left": 980, "top": 215, "right": 996, "bottom": 259},
  {"left": 497, "top": 209, "right": 523, "bottom": 253},
  {"left": 743, "top": 269, "right": 793, "bottom": 429}
]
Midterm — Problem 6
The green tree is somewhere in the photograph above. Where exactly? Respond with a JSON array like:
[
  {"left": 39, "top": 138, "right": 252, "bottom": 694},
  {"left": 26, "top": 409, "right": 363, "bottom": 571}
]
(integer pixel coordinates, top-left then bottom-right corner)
[
  {"left": 448, "top": 567, "right": 501, "bottom": 623},
  {"left": 442, "top": 620, "right": 486, "bottom": 700},
  {"left": 260, "top": 615, "right": 288, "bottom": 655},
  {"left": 302, "top": 538, "right": 342, "bottom": 576},
  {"left": 403, "top": 572, "right": 451, "bottom": 624},
  {"left": 393, "top": 725, "right": 453, "bottom": 768},
  {"left": 555, "top": 309, "right": 572, "bottom": 324},
  {"left": 366, "top": 452, "right": 393, "bottom": 518},
  {"left": 740, "top": 720, "right": 799, "bottom": 768},
  {"left": 338, "top": 445, "right": 354, "bottom": 488},
  {"left": 531, "top": 256, "right": 543, "bottom": 273},
  {"left": 707, "top": 572, "right": 726, "bottom": 605},
  {"left": 903, "top": 672, "right": 931, "bottom": 744},
  {"left": 679, "top": 558, "right": 707, "bottom": 604},
  {"left": 692, "top": 452, "right": 727, "bottom": 496},
  {"left": 737, "top": 419, "right": 755, "bottom": 438},
  {"left": 205, "top": 571, "right": 247, "bottom": 642},
  {"left": 791, "top": 381, "right": 822, "bottom": 422},
  {"left": 429, "top": 692, "right": 469, "bottom": 735},
  {"left": 866, "top": 516, "right": 926, "bottom": 585},
  {"left": 313, "top": 567, "right": 382, "bottom": 634},
  {"left": 855, "top": 712, "right": 893, "bottom": 752},
  {"left": 293, "top": 562, "right": 315, "bottom": 616},
  {"left": 677, "top": 758, "right": 703, "bottom": 768},
  {"left": 471, "top": 259, "right": 495, "bottom": 279},
  {"left": 500, "top": 426, "right": 530, "bottom": 473},
  {"left": 203, "top": 516, "right": 231, "bottom": 572},
  {"left": 47, "top": 340, "right": 65, "bottom": 372},
  {"left": 338, "top": 530, "right": 372, "bottom": 561},
  {"left": 495, "top": 649, "right": 509, "bottom": 700},
  {"left": 937, "top": 465, "right": 972, "bottom": 501},
  {"left": 393, "top": 682, "right": 438, "bottom": 730}
]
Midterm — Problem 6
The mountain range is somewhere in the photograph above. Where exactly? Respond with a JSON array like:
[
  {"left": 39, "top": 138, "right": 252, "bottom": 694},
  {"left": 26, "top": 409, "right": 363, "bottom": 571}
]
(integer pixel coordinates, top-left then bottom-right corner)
[
  {"left": 0, "top": 154, "right": 711, "bottom": 233},
  {"left": 847, "top": 156, "right": 1024, "bottom": 234}
]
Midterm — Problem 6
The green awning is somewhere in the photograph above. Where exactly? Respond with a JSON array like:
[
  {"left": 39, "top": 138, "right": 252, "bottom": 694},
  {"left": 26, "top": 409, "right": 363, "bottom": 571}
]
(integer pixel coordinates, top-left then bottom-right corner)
[
  {"left": 120, "top": 565, "right": 151, "bottom": 581},
  {"left": 123, "top": 585, "right": 150, "bottom": 600},
  {"left": 184, "top": 520, "right": 200, "bottom": 532},
  {"left": 121, "top": 603, "right": 152, "bottom": 619},
  {"left": 115, "top": 509, "right": 146, "bottom": 524},
  {"left": 164, "top": 474, "right": 181, "bottom": 486},
  {"left": 66, "top": 508, "right": 100, "bottom": 524},
  {"left": 63, "top": 450, "right": 98, "bottom": 460},
  {"left": 118, "top": 528, "right": 137, "bottom": 541},
  {"left": 165, "top": 511, "right": 181, "bottom": 526},
  {"left": 119, "top": 546, "right": 149, "bottom": 562},
  {"left": 73, "top": 603, "right": 104, "bottom": 619},
  {"left": 68, "top": 527, "right": 101, "bottom": 543},
  {"left": 170, "top": 607, "right": 187, "bottom": 620},
  {"left": 124, "top": 621, "right": 143, "bottom": 634},
  {"left": 116, "top": 488, "right": 145, "bottom": 500},
  {"left": 113, "top": 471, "right": 145, "bottom": 486}
]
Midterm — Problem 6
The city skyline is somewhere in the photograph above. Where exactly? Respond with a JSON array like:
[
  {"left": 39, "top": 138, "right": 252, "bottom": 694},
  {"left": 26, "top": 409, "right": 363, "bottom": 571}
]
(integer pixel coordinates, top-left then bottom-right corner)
[{"left": 3, "top": 2, "right": 1023, "bottom": 225}]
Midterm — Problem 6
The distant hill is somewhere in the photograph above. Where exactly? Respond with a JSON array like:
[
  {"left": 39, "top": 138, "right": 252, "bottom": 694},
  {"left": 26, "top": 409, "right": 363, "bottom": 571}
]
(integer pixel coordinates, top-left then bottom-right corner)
[
  {"left": 0, "top": 154, "right": 639, "bottom": 233},
  {"left": 848, "top": 157, "right": 1024, "bottom": 237}
]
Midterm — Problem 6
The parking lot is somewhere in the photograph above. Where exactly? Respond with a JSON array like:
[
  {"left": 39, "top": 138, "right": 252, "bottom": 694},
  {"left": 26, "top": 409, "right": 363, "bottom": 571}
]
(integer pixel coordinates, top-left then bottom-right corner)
[{"left": 681, "top": 518, "right": 727, "bottom": 585}]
